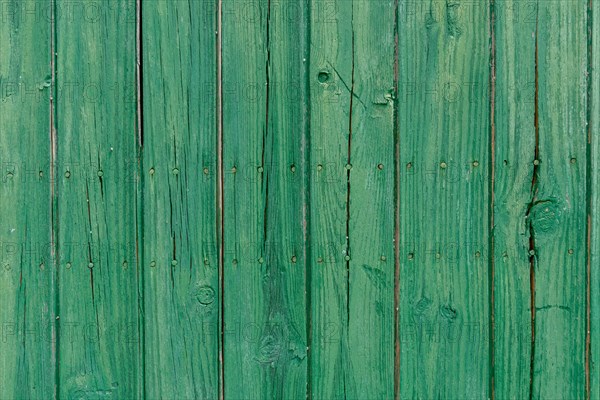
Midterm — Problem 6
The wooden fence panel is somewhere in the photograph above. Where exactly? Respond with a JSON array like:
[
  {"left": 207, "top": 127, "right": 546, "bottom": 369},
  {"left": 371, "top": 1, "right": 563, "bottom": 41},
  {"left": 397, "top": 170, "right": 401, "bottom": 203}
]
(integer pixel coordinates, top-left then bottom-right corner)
[{"left": 0, "top": 1, "right": 597, "bottom": 398}]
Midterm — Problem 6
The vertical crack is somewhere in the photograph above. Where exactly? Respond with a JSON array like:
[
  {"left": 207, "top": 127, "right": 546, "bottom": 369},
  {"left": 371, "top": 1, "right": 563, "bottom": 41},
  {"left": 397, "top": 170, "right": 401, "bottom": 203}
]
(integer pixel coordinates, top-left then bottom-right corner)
[
  {"left": 342, "top": 5, "right": 356, "bottom": 397},
  {"left": 525, "top": 3, "right": 541, "bottom": 399},
  {"left": 393, "top": 0, "right": 400, "bottom": 397},
  {"left": 345, "top": 1, "right": 355, "bottom": 329},
  {"left": 262, "top": 0, "right": 272, "bottom": 252}
]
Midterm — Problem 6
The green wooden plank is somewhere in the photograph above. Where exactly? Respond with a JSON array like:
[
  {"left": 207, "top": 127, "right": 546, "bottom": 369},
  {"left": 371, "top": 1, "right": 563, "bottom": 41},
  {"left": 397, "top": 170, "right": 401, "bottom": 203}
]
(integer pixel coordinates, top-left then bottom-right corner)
[
  {"left": 0, "top": 1, "right": 54, "bottom": 398},
  {"left": 397, "top": 1, "right": 491, "bottom": 398},
  {"left": 141, "top": 0, "right": 220, "bottom": 398},
  {"left": 55, "top": 0, "right": 140, "bottom": 397},
  {"left": 221, "top": 0, "right": 308, "bottom": 397},
  {"left": 493, "top": 1, "right": 536, "bottom": 397},
  {"left": 308, "top": 1, "right": 354, "bottom": 397},
  {"left": 533, "top": 3, "right": 588, "bottom": 397},
  {"left": 495, "top": 1, "right": 589, "bottom": 398},
  {"left": 345, "top": 1, "right": 396, "bottom": 397},
  {"left": 309, "top": 0, "right": 395, "bottom": 397},
  {"left": 592, "top": 2, "right": 600, "bottom": 398}
]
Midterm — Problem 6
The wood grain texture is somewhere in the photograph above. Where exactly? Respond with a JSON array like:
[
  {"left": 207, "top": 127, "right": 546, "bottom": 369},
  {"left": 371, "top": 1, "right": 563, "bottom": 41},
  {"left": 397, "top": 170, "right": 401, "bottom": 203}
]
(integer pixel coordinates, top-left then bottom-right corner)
[
  {"left": 495, "top": 1, "right": 589, "bottom": 398},
  {"left": 533, "top": 2, "right": 588, "bottom": 398},
  {"left": 141, "top": 1, "right": 219, "bottom": 398},
  {"left": 493, "top": 1, "right": 536, "bottom": 397},
  {"left": 221, "top": 0, "right": 308, "bottom": 398},
  {"left": 0, "top": 1, "right": 54, "bottom": 398},
  {"left": 0, "top": 1, "right": 598, "bottom": 398},
  {"left": 55, "top": 0, "right": 140, "bottom": 397},
  {"left": 397, "top": 1, "right": 491, "bottom": 398},
  {"left": 345, "top": 1, "right": 396, "bottom": 398},
  {"left": 309, "top": 0, "right": 396, "bottom": 398}
]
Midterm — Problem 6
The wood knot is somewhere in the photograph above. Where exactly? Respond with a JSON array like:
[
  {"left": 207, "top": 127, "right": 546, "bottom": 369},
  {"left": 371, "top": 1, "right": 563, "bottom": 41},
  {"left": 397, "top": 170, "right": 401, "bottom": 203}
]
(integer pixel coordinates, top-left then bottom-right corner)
[
  {"left": 414, "top": 297, "right": 432, "bottom": 316},
  {"left": 529, "top": 199, "right": 561, "bottom": 237},
  {"left": 256, "top": 334, "right": 282, "bottom": 364},
  {"left": 440, "top": 304, "right": 458, "bottom": 321},
  {"left": 194, "top": 285, "right": 215, "bottom": 305}
]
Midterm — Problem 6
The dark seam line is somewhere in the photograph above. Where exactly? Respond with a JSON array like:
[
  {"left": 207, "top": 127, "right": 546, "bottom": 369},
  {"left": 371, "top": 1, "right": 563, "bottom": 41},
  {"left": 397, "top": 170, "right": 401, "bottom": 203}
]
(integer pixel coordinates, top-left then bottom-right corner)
[
  {"left": 135, "top": 0, "right": 146, "bottom": 398},
  {"left": 585, "top": 0, "right": 593, "bottom": 398},
  {"left": 489, "top": 1, "right": 496, "bottom": 399},
  {"left": 304, "top": 0, "right": 313, "bottom": 398},
  {"left": 50, "top": 0, "right": 59, "bottom": 397},
  {"left": 216, "top": 0, "right": 225, "bottom": 398}
]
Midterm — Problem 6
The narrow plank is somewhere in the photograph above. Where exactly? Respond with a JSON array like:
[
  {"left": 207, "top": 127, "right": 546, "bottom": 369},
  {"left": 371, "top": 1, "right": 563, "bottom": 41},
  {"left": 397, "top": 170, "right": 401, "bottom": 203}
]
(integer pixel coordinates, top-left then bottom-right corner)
[
  {"left": 221, "top": 0, "right": 308, "bottom": 397},
  {"left": 308, "top": 0, "right": 353, "bottom": 397},
  {"left": 493, "top": 1, "right": 536, "bottom": 397},
  {"left": 142, "top": 1, "right": 220, "bottom": 398},
  {"left": 397, "top": 1, "right": 491, "bottom": 398},
  {"left": 55, "top": 0, "right": 140, "bottom": 397},
  {"left": 346, "top": 1, "right": 396, "bottom": 398},
  {"left": 591, "top": 1, "right": 600, "bottom": 397},
  {"left": 308, "top": 1, "right": 351, "bottom": 396},
  {"left": 0, "top": 1, "right": 54, "bottom": 398},
  {"left": 535, "top": 2, "right": 587, "bottom": 398},
  {"left": 309, "top": 0, "right": 395, "bottom": 397},
  {"left": 495, "top": 1, "right": 589, "bottom": 398}
]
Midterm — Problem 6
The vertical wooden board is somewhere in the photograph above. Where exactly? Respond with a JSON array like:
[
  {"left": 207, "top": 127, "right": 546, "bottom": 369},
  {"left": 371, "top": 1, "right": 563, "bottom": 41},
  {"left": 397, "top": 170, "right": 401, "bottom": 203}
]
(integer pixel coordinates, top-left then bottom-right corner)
[
  {"left": 309, "top": 0, "right": 396, "bottom": 397},
  {"left": 592, "top": 1, "right": 600, "bottom": 397},
  {"left": 222, "top": 0, "right": 308, "bottom": 398},
  {"left": 493, "top": 1, "right": 536, "bottom": 397},
  {"left": 397, "top": 1, "right": 491, "bottom": 398},
  {"left": 532, "top": 2, "right": 588, "bottom": 398},
  {"left": 0, "top": 1, "right": 54, "bottom": 398},
  {"left": 142, "top": 1, "right": 219, "bottom": 398},
  {"left": 346, "top": 0, "right": 396, "bottom": 397},
  {"left": 308, "top": 0, "right": 352, "bottom": 397},
  {"left": 55, "top": 0, "right": 140, "bottom": 397},
  {"left": 495, "top": 2, "right": 590, "bottom": 398}
]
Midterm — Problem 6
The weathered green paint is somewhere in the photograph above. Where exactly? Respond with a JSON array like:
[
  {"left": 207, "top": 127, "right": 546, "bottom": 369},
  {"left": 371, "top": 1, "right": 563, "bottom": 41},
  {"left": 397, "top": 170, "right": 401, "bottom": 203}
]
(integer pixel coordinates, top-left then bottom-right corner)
[
  {"left": 0, "top": 1, "right": 598, "bottom": 399},
  {"left": 0, "top": 1, "right": 54, "bottom": 398},
  {"left": 141, "top": 1, "right": 219, "bottom": 398},
  {"left": 309, "top": 0, "right": 396, "bottom": 398},
  {"left": 55, "top": 0, "right": 140, "bottom": 397},
  {"left": 495, "top": 1, "right": 589, "bottom": 398},
  {"left": 221, "top": 0, "right": 308, "bottom": 397},
  {"left": 398, "top": 1, "right": 491, "bottom": 398},
  {"left": 493, "top": 1, "right": 536, "bottom": 397}
]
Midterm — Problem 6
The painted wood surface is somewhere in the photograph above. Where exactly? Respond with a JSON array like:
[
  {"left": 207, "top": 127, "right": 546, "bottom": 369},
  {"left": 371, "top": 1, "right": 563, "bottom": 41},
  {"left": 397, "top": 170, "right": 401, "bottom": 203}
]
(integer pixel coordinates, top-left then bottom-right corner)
[
  {"left": 54, "top": 0, "right": 140, "bottom": 397},
  {"left": 309, "top": 0, "right": 396, "bottom": 398},
  {"left": 0, "top": 0, "right": 597, "bottom": 399},
  {"left": 397, "top": 1, "right": 491, "bottom": 398},
  {"left": 221, "top": 0, "right": 308, "bottom": 397},
  {"left": 0, "top": 1, "right": 54, "bottom": 398},
  {"left": 495, "top": 2, "right": 590, "bottom": 398},
  {"left": 141, "top": 1, "right": 219, "bottom": 398}
]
